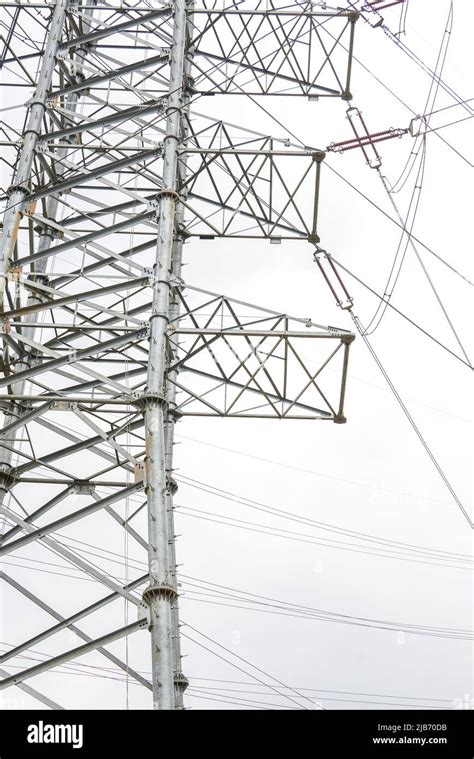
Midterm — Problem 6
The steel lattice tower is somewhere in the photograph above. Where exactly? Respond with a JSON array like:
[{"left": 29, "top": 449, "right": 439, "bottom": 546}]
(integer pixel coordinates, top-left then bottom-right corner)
[{"left": 0, "top": 0, "right": 357, "bottom": 709}]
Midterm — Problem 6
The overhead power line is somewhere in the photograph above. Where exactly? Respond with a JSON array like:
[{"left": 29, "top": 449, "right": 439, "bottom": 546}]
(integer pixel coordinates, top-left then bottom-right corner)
[{"left": 181, "top": 624, "right": 322, "bottom": 711}]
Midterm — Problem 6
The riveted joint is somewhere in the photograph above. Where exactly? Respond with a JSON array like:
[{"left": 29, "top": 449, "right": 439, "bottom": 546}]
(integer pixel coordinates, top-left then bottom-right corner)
[
  {"left": 177, "top": 226, "right": 191, "bottom": 241},
  {"left": 34, "top": 222, "right": 63, "bottom": 240},
  {"left": 170, "top": 274, "right": 185, "bottom": 288},
  {"left": 311, "top": 150, "right": 326, "bottom": 163},
  {"left": 71, "top": 70, "right": 86, "bottom": 85}
]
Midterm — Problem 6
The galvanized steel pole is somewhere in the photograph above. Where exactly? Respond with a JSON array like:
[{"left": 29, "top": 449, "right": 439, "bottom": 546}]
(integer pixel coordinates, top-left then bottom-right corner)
[
  {"left": 141, "top": 0, "right": 188, "bottom": 711},
  {"left": 165, "top": 0, "right": 194, "bottom": 712}
]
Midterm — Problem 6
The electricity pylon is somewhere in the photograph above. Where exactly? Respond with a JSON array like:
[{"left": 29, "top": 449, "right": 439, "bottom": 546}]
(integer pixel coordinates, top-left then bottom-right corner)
[{"left": 0, "top": 0, "right": 357, "bottom": 710}]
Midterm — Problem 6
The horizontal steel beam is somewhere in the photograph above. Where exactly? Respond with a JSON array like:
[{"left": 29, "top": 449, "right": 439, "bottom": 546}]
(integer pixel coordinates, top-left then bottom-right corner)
[
  {"left": 22, "top": 148, "right": 161, "bottom": 207},
  {"left": 16, "top": 479, "right": 130, "bottom": 485},
  {"left": 3, "top": 275, "right": 148, "bottom": 318},
  {"left": 59, "top": 8, "right": 171, "bottom": 51},
  {"left": 0, "top": 620, "right": 146, "bottom": 690},
  {"left": 0, "top": 505, "right": 141, "bottom": 604},
  {"left": 178, "top": 412, "right": 331, "bottom": 419},
  {"left": 51, "top": 54, "right": 169, "bottom": 98},
  {"left": 173, "top": 329, "right": 354, "bottom": 339},
  {"left": 193, "top": 9, "right": 357, "bottom": 15},
  {"left": 7, "top": 323, "right": 139, "bottom": 331},
  {"left": 186, "top": 192, "right": 305, "bottom": 237},
  {"left": 0, "top": 395, "right": 138, "bottom": 405},
  {"left": 19, "top": 214, "right": 156, "bottom": 267},
  {"left": 52, "top": 239, "right": 156, "bottom": 287},
  {"left": 174, "top": 367, "right": 332, "bottom": 418},
  {"left": 1, "top": 486, "right": 74, "bottom": 544},
  {"left": 0, "top": 482, "right": 144, "bottom": 556},
  {"left": 14, "top": 415, "right": 144, "bottom": 476},
  {"left": 0, "top": 572, "right": 147, "bottom": 664},
  {"left": 182, "top": 149, "right": 319, "bottom": 156},
  {"left": 0, "top": 665, "right": 63, "bottom": 710},
  {"left": 0, "top": 329, "right": 146, "bottom": 390},
  {"left": 0, "top": 573, "right": 151, "bottom": 690},
  {"left": 0, "top": 401, "right": 53, "bottom": 437},
  {"left": 195, "top": 50, "right": 340, "bottom": 95},
  {"left": 43, "top": 101, "right": 166, "bottom": 142}
]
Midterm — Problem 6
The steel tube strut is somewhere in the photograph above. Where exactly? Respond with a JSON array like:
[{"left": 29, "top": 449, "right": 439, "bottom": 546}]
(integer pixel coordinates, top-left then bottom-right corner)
[
  {"left": 0, "top": 573, "right": 151, "bottom": 690},
  {"left": 140, "top": 0, "right": 188, "bottom": 711},
  {"left": 0, "top": 0, "right": 68, "bottom": 304},
  {"left": 0, "top": 0, "right": 93, "bottom": 487},
  {"left": 0, "top": 620, "right": 146, "bottom": 690},
  {"left": 165, "top": 2, "right": 194, "bottom": 709}
]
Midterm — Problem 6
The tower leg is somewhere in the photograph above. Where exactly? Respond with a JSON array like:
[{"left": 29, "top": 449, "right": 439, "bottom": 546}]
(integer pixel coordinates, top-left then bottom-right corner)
[{"left": 141, "top": 0, "right": 188, "bottom": 711}]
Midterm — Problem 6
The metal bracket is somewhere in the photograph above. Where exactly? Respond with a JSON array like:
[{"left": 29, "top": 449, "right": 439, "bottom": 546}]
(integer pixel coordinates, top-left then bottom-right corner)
[
  {"left": 147, "top": 198, "right": 160, "bottom": 214},
  {"left": 50, "top": 401, "right": 78, "bottom": 411},
  {"left": 74, "top": 482, "right": 96, "bottom": 495},
  {"left": 170, "top": 274, "right": 185, "bottom": 288},
  {"left": 134, "top": 462, "right": 147, "bottom": 488},
  {"left": 137, "top": 601, "right": 151, "bottom": 626}
]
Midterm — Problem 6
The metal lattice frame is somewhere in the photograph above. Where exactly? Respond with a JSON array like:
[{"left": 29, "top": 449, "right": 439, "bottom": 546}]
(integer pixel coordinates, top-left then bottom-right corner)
[{"left": 0, "top": 0, "right": 357, "bottom": 710}]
